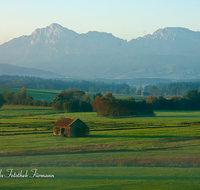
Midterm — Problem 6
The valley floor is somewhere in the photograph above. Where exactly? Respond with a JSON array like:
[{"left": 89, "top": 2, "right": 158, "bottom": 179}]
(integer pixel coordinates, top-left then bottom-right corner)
[{"left": 0, "top": 105, "right": 200, "bottom": 189}]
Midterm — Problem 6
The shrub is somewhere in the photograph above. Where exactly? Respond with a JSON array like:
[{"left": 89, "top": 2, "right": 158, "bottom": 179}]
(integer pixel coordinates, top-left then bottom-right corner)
[
  {"left": 53, "top": 127, "right": 60, "bottom": 135},
  {"left": 146, "top": 109, "right": 154, "bottom": 114},
  {"left": 27, "top": 113, "right": 34, "bottom": 116}
]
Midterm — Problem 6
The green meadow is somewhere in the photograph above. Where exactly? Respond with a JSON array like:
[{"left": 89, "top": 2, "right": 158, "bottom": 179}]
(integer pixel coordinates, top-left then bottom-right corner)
[
  {"left": 0, "top": 167, "right": 199, "bottom": 190},
  {"left": 0, "top": 102, "right": 200, "bottom": 189},
  {"left": 0, "top": 88, "right": 60, "bottom": 102}
]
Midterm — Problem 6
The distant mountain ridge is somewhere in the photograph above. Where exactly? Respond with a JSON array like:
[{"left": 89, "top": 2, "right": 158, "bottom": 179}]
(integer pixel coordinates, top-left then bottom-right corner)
[
  {"left": 128, "top": 27, "right": 200, "bottom": 56},
  {"left": 0, "top": 24, "right": 200, "bottom": 79}
]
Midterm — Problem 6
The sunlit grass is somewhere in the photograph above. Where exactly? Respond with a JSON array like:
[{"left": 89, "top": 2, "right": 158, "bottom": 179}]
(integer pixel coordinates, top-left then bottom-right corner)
[
  {"left": 0, "top": 167, "right": 200, "bottom": 190},
  {"left": 0, "top": 105, "right": 200, "bottom": 189}
]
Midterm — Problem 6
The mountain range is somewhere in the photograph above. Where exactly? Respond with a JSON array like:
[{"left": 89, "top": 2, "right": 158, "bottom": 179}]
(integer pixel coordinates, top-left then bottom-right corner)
[{"left": 0, "top": 23, "right": 200, "bottom": 79}]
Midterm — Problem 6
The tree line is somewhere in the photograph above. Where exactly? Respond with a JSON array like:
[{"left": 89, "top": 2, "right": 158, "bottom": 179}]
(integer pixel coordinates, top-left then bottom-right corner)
[
  {"left": 52, "top": 90, "right": 153, "bottom": 117},
  {"left": 91, "top": 92, "right": 152, "bottom": 117},
  {"left": 1, "top": 87, "right": 52, "bottom": 107},
  {"left": 147, "top": 81, "right": 200, "bottom": 96},
  {"left": 146, "top": 89, "right": 200, "bottom": 110},
  {"left": 0, "top": 75, "right": 131, "bottom": 94},
  {"left": 52, "top": 89, "right": 200, "bottom": 116},
  {"left": 1, "top": 88, "right": 200, "bottom": 117},
  {"left": 2, "top": 75, "right": 200, "bottom": 96}
]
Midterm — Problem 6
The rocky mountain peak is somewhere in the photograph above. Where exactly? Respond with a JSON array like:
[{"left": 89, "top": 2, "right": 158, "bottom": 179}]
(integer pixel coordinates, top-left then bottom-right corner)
[
  {"left": 1, "top": 24, "right": 200, "bottom": 80},
  {"left": 31, "top": 23, "right": 64, "bottom": 38},
  {"left": 150, "top": 27, "right": 195, "bottom": 40},
  {"left": 49, "top": 23, "right": 63, "bottom": 29}
]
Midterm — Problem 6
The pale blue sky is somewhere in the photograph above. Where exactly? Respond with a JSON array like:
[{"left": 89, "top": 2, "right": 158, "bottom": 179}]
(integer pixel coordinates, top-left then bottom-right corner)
[{"left": 0, "top": 0, "right": 199, "bottom": 45}]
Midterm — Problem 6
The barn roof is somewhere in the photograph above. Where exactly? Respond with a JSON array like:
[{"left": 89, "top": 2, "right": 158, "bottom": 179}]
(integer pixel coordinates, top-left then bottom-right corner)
[
  {"left": 53, "top": 117, "right": 86, "bottom": 127},
  {"left": 53, "top": 117, "right": 77, "bottom": 127}
]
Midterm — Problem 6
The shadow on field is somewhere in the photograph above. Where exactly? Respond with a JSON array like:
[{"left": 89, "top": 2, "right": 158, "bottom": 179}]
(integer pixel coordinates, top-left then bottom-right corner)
[
  {"left": 0, "top": 110, "right": 56, "bottom": 119},
  {"left": 87, "top": 135, "right": 189, "bottom": 139},
  {"left": 54, "top": 176, "right": 200, "bottom": 180},
  {"left": 158, "top": 115, "right": 200, "bottom": 117},
  {"left": 89, "top": 125, "right": 189, "bottom": 132}
]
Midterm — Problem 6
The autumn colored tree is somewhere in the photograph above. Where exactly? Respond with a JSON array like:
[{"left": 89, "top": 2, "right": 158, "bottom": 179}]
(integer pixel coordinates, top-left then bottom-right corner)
[
  {"left": 20, "top": 87, "right": 27, "bottom": 101},
  {"left": 104, "top": 92, "right": 115, "bottom": 99},
  {"left": 92, "top": 93, "right": 141, "bottom": 117},
  {"left": 83, "top": 93, "right": 91, "bottom": 103}
]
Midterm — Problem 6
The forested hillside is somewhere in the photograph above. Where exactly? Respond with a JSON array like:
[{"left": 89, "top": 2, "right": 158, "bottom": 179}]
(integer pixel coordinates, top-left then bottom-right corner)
[{"left": 0, "top": 75, "right": 129, "bottom": 94}]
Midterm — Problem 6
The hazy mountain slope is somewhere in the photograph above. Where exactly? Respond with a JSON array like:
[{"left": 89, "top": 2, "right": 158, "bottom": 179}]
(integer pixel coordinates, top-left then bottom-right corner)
[
  {"left": 0, "top": 24, "right": 200, "bottom": 79},
  {"left": 47, "top": 54, "right": 199, "bottom": 79},
  {"left": 0, "top": 63, "right": 64, "bottom": 78}
]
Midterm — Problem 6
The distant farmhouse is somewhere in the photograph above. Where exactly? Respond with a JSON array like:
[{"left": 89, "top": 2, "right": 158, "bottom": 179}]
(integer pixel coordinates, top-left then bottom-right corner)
[
  {"left": 53, "top": 117, "right": 88, "bottom": 137},
  {"left": 141, "top": 92, "right": 149, "bottom": 96}
]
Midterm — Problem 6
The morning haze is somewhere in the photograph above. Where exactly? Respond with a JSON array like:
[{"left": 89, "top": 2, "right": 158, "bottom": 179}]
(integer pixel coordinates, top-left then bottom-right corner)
[{"left": 0, "top": 24, "right": 200, "bottom": 79}]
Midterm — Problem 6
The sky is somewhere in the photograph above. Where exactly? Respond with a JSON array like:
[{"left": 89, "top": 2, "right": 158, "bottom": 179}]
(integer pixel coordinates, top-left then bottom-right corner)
[{"left": 0, "top": 0, "right": 200, "bottom": 45}]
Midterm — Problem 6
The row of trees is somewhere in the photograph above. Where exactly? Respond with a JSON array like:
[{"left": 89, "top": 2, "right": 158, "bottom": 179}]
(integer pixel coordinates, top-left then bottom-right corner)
[
  {"left": 1, "top": 87, "right": 52, "bottom": 107},
  {"left": 3, "top": 75, "right": 200, "bottom": 96},
  {"left": 147, "top": 81, "right": 200, "bottom": 96},
  {"left": 86, "top": 89, "right": 200, "bottom": 116},
  {"left": 52, "top": 90, "right": 152, "bottom": 117},
  {"left": 0, "top": 75, "right": 132, "bottom": 94},
  {"left": 146, "top": 89, "right": 200, "bottom": 110},
  {"left": 2, "top": 88, "right": 200, "bottom": 117}
]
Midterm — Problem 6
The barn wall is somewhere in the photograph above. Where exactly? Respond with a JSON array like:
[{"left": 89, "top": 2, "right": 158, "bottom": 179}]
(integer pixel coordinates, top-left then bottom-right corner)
[
  {"left": 70, "top": 121, "right": 79, "bottom": 137},
  {"left": 70, "top": 120, "right": 86, "bottom": 137}
]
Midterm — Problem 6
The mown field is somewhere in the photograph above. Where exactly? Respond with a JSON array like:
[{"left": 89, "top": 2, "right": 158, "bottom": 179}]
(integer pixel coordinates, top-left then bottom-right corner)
[
  {"left": 0, "top": 167, "right": 199, "bottom": 190},
  {"left": 0, "top": 87, "right": 60, "bottom": 102},
  {"left": 0, "top": 105, "right": 200, "bottom": 189}
]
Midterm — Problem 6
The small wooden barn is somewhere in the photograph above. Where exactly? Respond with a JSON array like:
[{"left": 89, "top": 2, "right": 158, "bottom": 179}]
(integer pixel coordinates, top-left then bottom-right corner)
[{"left": 53, "top": 117, "right": 88, "bottom": 137}]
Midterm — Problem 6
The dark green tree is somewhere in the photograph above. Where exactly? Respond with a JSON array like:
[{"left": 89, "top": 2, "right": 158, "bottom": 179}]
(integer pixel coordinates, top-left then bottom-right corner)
[
  {"left": 2, "top": 91, "right": 14, "bottom": 104},
  {"left": 63, "top": 99, "right": 79, "bottom": 112},
  {"left": 148, "top": 85, "right": 159, "bottom": 96},
  {"left": 93, "top": 92, "right": 102, "bottom": 99},
  {"left": 130, "top": 86, "right": 137, "bottom": 95},
  {"left": 53, "top": 90, "right": 90, "bottom": 112},
  {"left": 123, "top": 86, "right": 130, "bottom": 95},
  {"left": 136, "top": 85, "right": 143, "bottom": 95},
  {"left": 0, "top": 94, "right": 5, "bottom": 108}
]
